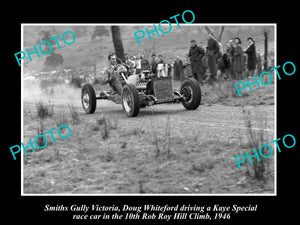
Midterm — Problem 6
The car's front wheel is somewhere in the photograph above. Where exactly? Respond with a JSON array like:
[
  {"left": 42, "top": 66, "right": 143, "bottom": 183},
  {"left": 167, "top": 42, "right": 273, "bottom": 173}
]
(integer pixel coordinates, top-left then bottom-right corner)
[
  {"left": 81, "top": 84, "right": 97, "bottom": 114},
  {"left": 180, "top": 78, "right": 201, "bottom": 110},
  {"left": 122, "top": 84, "right": 140, "bottom": 117}
]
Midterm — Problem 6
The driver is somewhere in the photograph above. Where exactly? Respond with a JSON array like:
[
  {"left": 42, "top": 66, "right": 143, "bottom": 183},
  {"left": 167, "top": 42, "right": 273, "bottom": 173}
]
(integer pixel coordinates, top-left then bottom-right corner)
[{"left": 103, "top": 53, "right": 127, "bottom": 95}]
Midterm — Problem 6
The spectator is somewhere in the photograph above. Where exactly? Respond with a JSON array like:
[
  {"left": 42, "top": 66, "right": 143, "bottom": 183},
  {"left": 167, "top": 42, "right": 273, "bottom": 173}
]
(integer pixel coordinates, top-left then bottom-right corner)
[
  {"left": 188, "top": 40, "right": 205, "bottom": 84},
  {"left": 233, "top": 37, "right": 243, "bottom": 80},
  {"left": 217, "top": 44, "right": 231, "bottom": 80},
  {"left": 150, "top": 53, "right": 158, "bottom": 75},
  {"left": 173, "top": 56, "right": 185, "bottom": 81},
  {"left": 206, "top": 32, "right": 220, "bottom": 84},
  {"left": 124, "top": 53, "right": 134, "bottom": 74},
  {"left": 124, "top": 53, "right": 129, "bottom": 64},
  {"left": 141, "top": 54, "right": 150, "bottom": 71},
  {"left": 245, "top": 37, "right": 257, "bottom": 78},
  {"left": 157, "top": 55, "right": 166, "bottom": 77},
  {"left": 129, "top": 56, "right": 136, "bottom": 74},
  {"left": 227, "top": 40, "right": 235, "bottom": 79},
  {"left": 198, "top": 41, "right": 208, "bottom": 78},
  {"left": 157, "top": 55, "right": 164, "bottom": 64},
  {"left": 129, "top": 56, "right": 136, "bottom": 67},
  {"left": 136, "top": 53, "right": 142, "bottom": 74},
  {"left": 183, "top": 54, "right": 192, "bottom": 78}
]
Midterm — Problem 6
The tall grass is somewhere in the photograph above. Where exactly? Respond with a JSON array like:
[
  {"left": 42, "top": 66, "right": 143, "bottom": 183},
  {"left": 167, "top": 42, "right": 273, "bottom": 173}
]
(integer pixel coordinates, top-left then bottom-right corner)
[
  {"left": 67, "top": 101, "right": 80, "bottom": 124},
  {"left": 151, "top": 114, "right": 172, "bottom": 160},
  {"left": 54, "top": 106, "right": 68, "bottom": 127},
  {"left": 93, "top": 113, "right": 118, "bottom": 140},
  {"left": 213, "top": 80, "right": 247, "bottom": 101},
  {"left": 35, "top": 118, "right": 46, "bottom": 148},
  {"left": 35, "top": 101, "right": 53, "bottom": 148},
  {"left": 35, "top": 100, "right": 53, "bottom": 119},
  {"left": 242, "top": 107, "right": 272, "bottom": 181},
  {"left": 97, "top": 114, "right": 109, "bottom": 140}
]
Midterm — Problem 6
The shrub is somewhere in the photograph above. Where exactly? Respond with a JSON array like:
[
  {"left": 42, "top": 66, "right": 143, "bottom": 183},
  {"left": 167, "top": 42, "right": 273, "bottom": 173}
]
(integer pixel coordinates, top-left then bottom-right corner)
[
  {"left": 54, "top": 106, "right": 68, "bottom": 127},
  {"left": 35, "top": 101, "right": 53, "bottom": 119},
  {"left": 68, "top": 101, "right": 80, "bottom": 124},
  {"left": 242, "top": 108, "right": 271, "bottom": 181},
  {"left": 36, "top": 119, "right": 46, "bottom": 148}
]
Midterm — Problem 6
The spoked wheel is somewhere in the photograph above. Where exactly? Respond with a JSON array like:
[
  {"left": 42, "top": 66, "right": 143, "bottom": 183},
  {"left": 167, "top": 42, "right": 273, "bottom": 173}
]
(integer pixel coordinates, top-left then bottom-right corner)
[
  {"left": 81, "top": 84, "right": 96, "bottom": 114},
  {"left": 122, "top": 84, "right": 140, "bottom": 117},
  {"left": 180, "top": 78, "right": 201, "bottom": 110}
]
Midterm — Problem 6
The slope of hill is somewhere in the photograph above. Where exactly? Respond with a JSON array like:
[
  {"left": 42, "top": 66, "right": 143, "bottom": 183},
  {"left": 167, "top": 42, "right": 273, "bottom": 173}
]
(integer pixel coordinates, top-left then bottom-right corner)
[{"left": 22, "top": 24, "right": 275, "bottom": 74}]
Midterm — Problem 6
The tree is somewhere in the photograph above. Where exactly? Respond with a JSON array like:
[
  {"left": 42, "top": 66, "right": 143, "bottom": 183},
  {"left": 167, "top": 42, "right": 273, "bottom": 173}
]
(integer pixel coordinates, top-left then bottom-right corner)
[
  {"left": 111, "top": 26, "right": 125, "bottom": 62},
  {"left": 38, "top": 30, "right": 56, "bottom": 51},
  {"left": 204, "top": 26, "right": 225, "bottom": 42},
  {"left": 264, "top": 31, "right": 268, "bottom": 70},
  {"left": 218, "top": 26, "right": 225, "bottom": 42},
  {"left": 43, "top": 52, "right": 64, "bottom": 72}
]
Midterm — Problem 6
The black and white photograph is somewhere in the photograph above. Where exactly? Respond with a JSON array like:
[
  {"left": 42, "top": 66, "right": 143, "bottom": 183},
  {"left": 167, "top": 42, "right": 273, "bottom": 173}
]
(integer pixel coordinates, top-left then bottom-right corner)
[
  {"left": 21, "top": 24, "right": 276, "bottom": 195},
  {"left": 4, "top": 4, "right": 299, "bottom": 224}
]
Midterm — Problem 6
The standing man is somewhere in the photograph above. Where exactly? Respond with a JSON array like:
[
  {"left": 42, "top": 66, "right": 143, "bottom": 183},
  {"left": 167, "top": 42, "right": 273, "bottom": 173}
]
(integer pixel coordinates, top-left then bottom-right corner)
[
  {"left": 173, "top": 56, "right": 185, "bottom": 81},
  {"left": 188, "top": 40, "right": 205, "bottom": 84},
  {"left": 150, "top": 53, "right": 158, "bottom": 75},
  {"left": 233, "top": 37, "right": 243, "bottom": 80},
  {"left": 124, "top": 53, "right": 134, "bottom": 74},
  {"left": 135, "top": 53, "right": 142, "bottom": 74},
  {"left": 227, "top": 40, "right": 235, "bottom": 79},
  {"left": 206, "top": 32, "right": 220, "bottom": 84},
  {"left": 198, "top": 41, "right": 208, "bottom": 78},
  {"left": 141, "top": 54, "right": 150, "bottom": 71},
  {"left": 156, "top": 54, "right": 165, "bottom": 77},
  {"left": 245, "top": 37, "right": 257, "bottom": 78}
]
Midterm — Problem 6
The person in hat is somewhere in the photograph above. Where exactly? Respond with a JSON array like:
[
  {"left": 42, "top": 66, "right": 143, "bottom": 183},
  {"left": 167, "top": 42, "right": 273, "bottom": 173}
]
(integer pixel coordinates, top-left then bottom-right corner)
[
  {"left": 233, "top": 37, "right": 244, "bottom": 80},
  {"left": 217, "top": 43, "right": 231, "bottom": 80},
  {"left": 245, "top": 37, "right": 257, "bottom": 77},
  {"left": 206, "top": 32, "right": 220, "bottom": 84},
  {"left": 135, "top": 53, "right": 142, "bottom": 74},
  {"left": 173, "top": 56, "right": 185, "bottom": 81},
  {"left": 124, "top": 53, "right": 134, "bottom": 74},
  {"left": 150, "top": 53, "right": 158, "bottom": 75},
  {"left": 198, "top": 41, "right": 208, "bottom": 76},
  {"left": 226, "top": 40, "right": 235, "bottom": 79},
  {"left": 188, "top": 40, "right": 205, "bottom": 83},
  {"left": 140, "top": 54, "right": 150, "bottom": 71},
  {"left": 156, "top": 54, "right": 167, "bottom": 77}
]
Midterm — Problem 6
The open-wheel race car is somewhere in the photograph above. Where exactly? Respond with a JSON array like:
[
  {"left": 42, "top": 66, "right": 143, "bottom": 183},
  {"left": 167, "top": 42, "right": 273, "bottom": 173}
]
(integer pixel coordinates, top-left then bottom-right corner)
[{"left": 81, "top": 70, "right": 201, "bottom": 117}]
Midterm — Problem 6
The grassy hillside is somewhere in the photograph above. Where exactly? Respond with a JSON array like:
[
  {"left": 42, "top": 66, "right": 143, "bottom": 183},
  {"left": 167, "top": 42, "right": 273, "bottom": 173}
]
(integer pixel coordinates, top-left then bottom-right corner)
[
  {"left": 23, "top": 24, "right": 275, "bottom": 74},
  {"left": 22, "top": 25, "right": 275, "bottom": 195}
]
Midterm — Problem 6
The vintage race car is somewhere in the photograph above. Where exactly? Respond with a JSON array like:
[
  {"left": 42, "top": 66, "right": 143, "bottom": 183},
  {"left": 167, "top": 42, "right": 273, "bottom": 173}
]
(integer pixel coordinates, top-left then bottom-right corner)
[{"left": 81, "top": 70, "right": 201, "bottom": 117}]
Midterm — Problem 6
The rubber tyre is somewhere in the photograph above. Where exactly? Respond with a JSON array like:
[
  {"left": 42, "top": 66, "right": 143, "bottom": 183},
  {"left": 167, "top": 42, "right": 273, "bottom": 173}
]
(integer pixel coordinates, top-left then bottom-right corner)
[
  {"left": 81, "top": 84, "right": 97, "bottom": 114},
  {"left": 121, "top": 84, "right": 140, "bottom": 117},
  {"left": 180, "top": 78, "right": 201, "bottom": 110}
]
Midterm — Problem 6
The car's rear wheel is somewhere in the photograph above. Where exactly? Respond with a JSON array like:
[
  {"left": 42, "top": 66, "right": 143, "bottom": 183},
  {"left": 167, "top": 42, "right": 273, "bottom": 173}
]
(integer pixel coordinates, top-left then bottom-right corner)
[
  {"left": 122, "top": 84, "right": 140, "bottom": 117},
  {"left": 81, "top": 84, "right": 96, "bottom": 114},
  {"left": 180, "top": 78, "right": 201, "bottom": 110}
]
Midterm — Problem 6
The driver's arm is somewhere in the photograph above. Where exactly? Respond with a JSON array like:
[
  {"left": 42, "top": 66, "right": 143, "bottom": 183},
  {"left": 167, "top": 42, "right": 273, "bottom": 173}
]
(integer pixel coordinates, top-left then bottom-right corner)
[{"left": 103, "top": 67, "right": 111, "bottom": 84}]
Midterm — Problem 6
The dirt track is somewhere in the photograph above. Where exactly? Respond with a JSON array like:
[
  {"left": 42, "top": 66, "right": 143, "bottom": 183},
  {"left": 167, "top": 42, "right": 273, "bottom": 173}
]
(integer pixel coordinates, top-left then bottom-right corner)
[
  {"left": 23, "top": 83, "right": 275, "bottom": 194},
  {"left": 84, "top": 99, "right": 274, "bottom": 141}
]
